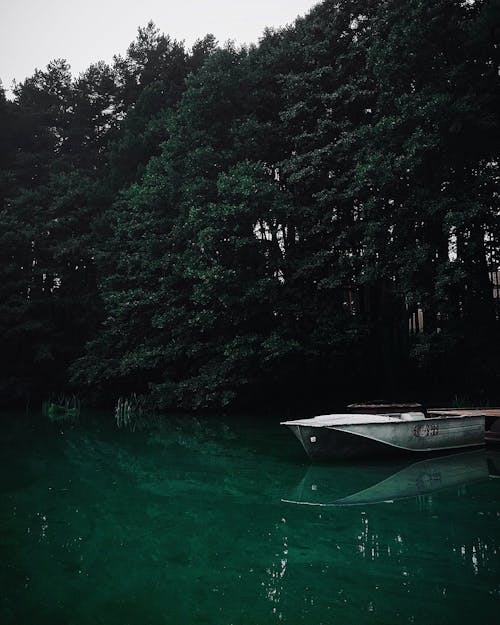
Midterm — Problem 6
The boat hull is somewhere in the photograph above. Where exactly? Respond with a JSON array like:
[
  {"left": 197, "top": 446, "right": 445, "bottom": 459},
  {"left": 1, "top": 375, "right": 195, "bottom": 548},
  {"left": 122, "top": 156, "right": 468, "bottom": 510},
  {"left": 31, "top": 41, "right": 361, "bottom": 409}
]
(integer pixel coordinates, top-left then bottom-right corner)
[{"left": 287, "top": 416, "right": 485, "bottom": 461}]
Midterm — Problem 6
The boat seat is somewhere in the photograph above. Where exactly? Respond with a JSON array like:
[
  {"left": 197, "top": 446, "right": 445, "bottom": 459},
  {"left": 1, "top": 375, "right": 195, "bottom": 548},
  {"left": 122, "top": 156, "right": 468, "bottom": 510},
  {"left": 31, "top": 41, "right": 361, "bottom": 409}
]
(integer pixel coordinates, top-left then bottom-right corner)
[{"left": 399, "top": 411, "right": 426, "bottom": 421}]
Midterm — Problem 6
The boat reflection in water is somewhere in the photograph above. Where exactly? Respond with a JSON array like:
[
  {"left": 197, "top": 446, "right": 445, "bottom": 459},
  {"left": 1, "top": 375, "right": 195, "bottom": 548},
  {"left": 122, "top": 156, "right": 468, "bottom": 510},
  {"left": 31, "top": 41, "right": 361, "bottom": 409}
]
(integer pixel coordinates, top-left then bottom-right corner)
[{"left": 282, "top": 449, "right": 500, "bottom": 507}]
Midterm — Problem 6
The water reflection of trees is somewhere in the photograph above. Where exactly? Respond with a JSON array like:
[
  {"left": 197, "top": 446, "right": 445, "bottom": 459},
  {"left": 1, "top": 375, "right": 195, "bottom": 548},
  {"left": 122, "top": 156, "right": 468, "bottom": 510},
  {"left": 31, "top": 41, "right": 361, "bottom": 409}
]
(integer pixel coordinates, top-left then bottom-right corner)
[{"left": 266, "top": 493, "right": 500, "bottom": 623}]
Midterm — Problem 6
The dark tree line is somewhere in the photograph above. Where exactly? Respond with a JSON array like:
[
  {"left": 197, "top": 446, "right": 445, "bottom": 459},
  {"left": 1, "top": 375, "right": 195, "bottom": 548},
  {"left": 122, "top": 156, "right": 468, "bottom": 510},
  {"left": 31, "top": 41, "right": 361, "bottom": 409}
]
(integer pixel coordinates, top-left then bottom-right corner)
[{"left": 1, "top": 1, "right": 499, "bottom": 413}]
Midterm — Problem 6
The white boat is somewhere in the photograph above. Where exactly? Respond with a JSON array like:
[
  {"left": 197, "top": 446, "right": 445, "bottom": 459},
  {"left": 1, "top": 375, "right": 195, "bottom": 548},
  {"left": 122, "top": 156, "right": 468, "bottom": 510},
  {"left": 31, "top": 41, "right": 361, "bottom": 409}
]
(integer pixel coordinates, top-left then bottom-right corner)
[{"left": 281, "top": 411, "right": 485, "bottom": 461}]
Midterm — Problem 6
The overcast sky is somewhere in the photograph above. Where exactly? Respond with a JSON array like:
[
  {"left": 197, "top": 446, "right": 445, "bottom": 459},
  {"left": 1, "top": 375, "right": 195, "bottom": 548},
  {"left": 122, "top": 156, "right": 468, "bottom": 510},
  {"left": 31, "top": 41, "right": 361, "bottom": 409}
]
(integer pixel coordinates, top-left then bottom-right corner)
[{"left": 0, "top": 0, "right": 318, "bottom": 93}]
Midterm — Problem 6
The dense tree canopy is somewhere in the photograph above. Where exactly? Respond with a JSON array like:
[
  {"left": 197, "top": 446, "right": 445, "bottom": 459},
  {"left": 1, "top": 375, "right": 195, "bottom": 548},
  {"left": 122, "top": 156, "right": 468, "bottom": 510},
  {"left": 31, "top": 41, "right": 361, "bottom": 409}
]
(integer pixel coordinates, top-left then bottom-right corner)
[{"left": 1, "top": 0, "right": 499, "bottom": 412}]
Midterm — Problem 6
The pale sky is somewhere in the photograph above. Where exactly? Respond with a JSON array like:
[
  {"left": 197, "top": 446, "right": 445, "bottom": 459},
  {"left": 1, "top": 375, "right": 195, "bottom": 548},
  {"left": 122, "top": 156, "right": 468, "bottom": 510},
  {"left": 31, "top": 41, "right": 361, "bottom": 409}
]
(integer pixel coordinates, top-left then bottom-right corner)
[{"left": 0, "top": 0, "right": 319, "bottom": 93}]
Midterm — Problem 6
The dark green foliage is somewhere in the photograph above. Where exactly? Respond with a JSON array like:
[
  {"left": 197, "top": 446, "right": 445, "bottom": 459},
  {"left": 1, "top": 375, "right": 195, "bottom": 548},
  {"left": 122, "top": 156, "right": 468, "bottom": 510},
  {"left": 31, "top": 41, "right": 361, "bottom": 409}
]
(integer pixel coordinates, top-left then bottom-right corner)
[{"left": 1, "top": 3, "right": 499, "bottom": 411}]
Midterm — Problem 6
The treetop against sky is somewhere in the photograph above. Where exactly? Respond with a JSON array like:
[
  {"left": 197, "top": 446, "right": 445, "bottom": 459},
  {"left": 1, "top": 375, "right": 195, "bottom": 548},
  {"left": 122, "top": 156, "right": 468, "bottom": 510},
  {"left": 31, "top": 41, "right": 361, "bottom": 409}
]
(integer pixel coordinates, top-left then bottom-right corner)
[{"left": 0, "top": 0, "right": 318, "bottom": 93}]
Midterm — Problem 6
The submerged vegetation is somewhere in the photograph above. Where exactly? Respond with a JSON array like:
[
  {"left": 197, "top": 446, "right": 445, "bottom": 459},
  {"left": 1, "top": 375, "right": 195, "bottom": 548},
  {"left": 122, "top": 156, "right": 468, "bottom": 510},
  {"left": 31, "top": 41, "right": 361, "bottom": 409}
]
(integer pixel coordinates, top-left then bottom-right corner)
[{"left": 0, "top": 0, "right": 499, "bottom": 413}]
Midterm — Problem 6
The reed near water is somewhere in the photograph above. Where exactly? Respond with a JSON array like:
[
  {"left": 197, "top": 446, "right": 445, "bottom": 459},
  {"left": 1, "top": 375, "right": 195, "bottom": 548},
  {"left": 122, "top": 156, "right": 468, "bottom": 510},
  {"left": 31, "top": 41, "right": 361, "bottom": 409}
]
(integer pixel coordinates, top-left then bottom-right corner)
[
  {"left": 42, "top": 395, "right": 81, "bottom": 421},
  {"left": 115, "top": 394, "right": 159, "bottom": 430}
]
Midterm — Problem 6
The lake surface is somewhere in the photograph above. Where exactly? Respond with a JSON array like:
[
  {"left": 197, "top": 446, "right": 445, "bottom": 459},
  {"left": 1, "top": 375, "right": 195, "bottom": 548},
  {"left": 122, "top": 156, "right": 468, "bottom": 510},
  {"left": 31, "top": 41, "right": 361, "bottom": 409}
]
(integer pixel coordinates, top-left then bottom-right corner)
[{"left": 1, "top": 413, "right": 500, "bottom": 625}]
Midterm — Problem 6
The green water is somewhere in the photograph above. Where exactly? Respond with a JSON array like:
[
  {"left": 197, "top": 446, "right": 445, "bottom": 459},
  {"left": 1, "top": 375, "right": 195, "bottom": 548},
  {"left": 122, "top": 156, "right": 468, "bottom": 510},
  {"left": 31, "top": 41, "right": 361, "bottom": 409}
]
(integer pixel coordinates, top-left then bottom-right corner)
[{"left": 1, "top": 414, "right": 500, "bottom": 625}]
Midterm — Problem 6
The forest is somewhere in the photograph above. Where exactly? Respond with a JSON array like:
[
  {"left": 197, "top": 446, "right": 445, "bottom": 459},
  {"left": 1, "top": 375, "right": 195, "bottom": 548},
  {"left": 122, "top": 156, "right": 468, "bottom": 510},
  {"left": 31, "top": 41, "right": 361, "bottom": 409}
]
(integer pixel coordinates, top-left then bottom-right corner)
[{"left": 0, "top": 0, "right": 499, "bottom": 414}]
